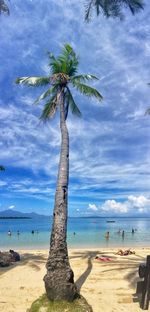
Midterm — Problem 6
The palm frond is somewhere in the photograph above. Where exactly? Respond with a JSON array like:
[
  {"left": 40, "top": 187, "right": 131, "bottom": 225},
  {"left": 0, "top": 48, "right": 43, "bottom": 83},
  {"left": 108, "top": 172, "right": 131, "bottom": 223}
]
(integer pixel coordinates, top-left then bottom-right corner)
[
  {"left": 48, "top": 53, "right": 62, "bottom": 74},
  {"left": 85, "top": 0, "right": 144, "bottom": 21},
  {"left": 15, "top": 77, "right": 50, "bottom": 87},
  {"left": 40, "top": 95, "right": 58, "bottom": 120},
  {"left": 127, "top": 0, "right": 144, "bottom": 14},
  {"left": 48, "top": 44, "right": 79, "bottom": 76},
  {"left": 145, "top": 108, "right": 150, "bottom": 115},
  {"left": 34, "top": 85, "right": 59, "bottom": 104},
  {"left": 64, "top": 91, "right": 69, "bottom": 120},
  {"left": 59, "top": 44, "right": 79, "bottom": 76},
  {"left": 72, "top": 81, "right": 103, "bottom": 101},
  {"left": 65, "top": 87, "right": 81, "bottom": 117},
  {"left": 16, "top": 44, "right": 103, "bottom": 121},
  {"left": 71, "top": 74, "right": 99, "bottom": 84},
  {"left": 59, "top": 44, "right": 76, "bottom": 62},
  {"left": 0, "top": 165, "right": 5, "bottom": 171},
  {"left": 85, "top": 0, "right": 94, "bottom": 22},
  {"left": 0, "top": 0, "right": 9, "bottom": 15}
]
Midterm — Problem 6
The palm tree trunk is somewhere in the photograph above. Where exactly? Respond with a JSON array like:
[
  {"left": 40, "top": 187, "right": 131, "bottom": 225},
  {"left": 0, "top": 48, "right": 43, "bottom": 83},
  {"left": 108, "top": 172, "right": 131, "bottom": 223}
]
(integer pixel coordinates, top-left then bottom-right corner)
[{"left": 44, "top": 89, "right": 77, "bottom": 301}]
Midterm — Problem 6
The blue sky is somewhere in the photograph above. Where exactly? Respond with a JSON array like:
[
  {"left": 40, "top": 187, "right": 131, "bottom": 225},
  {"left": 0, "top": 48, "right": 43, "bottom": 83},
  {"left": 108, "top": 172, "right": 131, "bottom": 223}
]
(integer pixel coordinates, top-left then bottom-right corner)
[{"left": 0, "top": 0, "right": 150, "bottom": 217}]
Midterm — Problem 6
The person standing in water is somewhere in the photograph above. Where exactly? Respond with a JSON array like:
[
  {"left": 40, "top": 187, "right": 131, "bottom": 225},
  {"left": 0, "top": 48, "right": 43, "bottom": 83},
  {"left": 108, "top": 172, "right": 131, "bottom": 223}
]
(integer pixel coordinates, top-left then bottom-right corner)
[
  {"left": 122, "top": 230, "right": 125, "bottom": 239},
  {"left": 105, "top": 231, "right": 110, "bottom": 239}
]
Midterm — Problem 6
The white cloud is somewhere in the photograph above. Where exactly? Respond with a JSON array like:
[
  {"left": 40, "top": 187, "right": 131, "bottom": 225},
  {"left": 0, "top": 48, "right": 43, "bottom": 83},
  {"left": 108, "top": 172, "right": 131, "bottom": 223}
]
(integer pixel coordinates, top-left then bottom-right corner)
[
  {"left": 139, "top": 208, "right": 144, "bottom": 213},
  {"left": 88, "top": 195, "right": 150, "bottom": 215},
  {"left": 101, "top": 199, "right": 128, "bottom": 213},
  {"left": 9, "top": 205, "right": 15, "bottom": 210},
  {"left": 128, "top": 195, "right": 150, "bottom": 207},
  {"left": 88, "top": 203, "right": 98, "bottom": 211}
]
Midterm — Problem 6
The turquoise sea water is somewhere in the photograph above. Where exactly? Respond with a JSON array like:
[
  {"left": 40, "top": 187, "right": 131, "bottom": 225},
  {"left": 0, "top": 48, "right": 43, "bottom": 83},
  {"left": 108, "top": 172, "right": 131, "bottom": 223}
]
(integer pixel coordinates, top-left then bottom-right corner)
[{"left": 0, "top": 217, "right": 150, "bottom": 250}]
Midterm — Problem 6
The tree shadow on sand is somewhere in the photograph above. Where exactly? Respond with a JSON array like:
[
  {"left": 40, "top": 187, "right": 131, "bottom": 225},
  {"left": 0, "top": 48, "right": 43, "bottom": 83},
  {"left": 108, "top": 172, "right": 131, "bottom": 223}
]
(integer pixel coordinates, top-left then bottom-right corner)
[
  {"left": 70, "top": 250, "right": 99, "bottom": 291},
  {"left": 0, "top": 251, "right": 48, "bottom": 276},
  {"left": 75, "top": 256, "right": 93, "bottom": 291},
  {"left": 70, "top": 249, "right": 148, "bottom": 293},
  {"left": 0, "top": 248, "right": 148, "bottom": 301}
]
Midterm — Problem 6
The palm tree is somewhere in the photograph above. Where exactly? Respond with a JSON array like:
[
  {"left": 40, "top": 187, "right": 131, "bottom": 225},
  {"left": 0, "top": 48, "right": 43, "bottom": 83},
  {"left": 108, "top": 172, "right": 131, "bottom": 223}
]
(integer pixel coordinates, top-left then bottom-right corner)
[
  {"left": 0, "top": 165, "right": 5, "bottom": 170},
  {"left": 16, "top": 44, "right": 103, "bottom": 301},
  {"left": 85, "top": 0, "right": 144, "bottom": 21},
  {"left": 0, "top": 0, "right": 9, "bottom": 15}
]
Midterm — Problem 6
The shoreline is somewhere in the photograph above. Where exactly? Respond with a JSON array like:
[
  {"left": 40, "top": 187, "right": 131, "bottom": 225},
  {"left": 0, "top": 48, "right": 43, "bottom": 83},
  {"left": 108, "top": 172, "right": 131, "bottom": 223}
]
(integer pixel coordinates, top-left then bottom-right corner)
[
  {"left": 0, "top": 247, "right": 150, "bottom": 311},
  {"left": 1, "top": 244, "right": 150, "bottom": 251}
]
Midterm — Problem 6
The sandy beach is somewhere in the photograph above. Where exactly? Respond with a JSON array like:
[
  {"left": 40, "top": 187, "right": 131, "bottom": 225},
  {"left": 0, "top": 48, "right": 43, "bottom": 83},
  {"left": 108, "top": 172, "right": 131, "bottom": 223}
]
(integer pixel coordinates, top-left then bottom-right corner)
[{"left": 0, "top": 247, "right": 150, "bottom": 312}]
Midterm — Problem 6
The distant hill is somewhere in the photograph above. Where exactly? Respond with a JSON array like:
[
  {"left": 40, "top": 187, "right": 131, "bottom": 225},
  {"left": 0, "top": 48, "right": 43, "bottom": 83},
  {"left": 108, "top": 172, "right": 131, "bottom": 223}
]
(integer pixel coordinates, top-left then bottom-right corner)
[{"left": 0, "top": 209, "right": 49, "bottom": 219}]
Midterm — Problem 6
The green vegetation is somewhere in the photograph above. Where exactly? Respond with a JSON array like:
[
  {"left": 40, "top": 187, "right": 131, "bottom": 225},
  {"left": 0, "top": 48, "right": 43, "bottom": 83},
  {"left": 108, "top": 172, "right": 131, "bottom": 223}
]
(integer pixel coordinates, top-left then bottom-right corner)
[
  {"left": 0, "top": 165, "right": 5, "bottom": 171},
  {"left": 1, "top": 0, "right": 144, "bottom": 20},
  {"left": 16, "top": 44, "right": 102, "bottom": 121},
  {"left": 0, "top": 0, "right": 9, "bottom": 15},
  {"left": 28, "top": 294, "right": 92, "bottom": 312},
  {"left": 85, "top": 0, "right": 144, "bottom": 21}
]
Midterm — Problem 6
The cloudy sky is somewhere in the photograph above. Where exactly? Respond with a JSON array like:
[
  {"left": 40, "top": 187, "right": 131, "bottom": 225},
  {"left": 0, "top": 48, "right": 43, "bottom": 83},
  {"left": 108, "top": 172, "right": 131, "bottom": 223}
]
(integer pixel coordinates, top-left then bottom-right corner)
[{"left": 0, "top": 0, "right": 150, "bottom": 217}]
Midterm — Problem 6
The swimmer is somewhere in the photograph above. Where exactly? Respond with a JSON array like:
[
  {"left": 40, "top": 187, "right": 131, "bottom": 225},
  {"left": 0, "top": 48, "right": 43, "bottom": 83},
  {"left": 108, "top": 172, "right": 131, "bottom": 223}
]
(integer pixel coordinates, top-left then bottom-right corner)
[
  {"left": 105, "top": 231, "right": 110, "bottom": 239},
  {"left": 122, "top": 230, "right": 125, "bottom": 238}
]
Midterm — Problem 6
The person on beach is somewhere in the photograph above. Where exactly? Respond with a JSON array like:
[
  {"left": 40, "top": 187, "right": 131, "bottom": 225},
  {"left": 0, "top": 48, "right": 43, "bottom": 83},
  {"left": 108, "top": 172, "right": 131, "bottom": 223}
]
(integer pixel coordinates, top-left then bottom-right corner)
[
  {"left": 8, "top": 230, "right": 11, "bottom": 236},
  {"left": 122, "top": 230, "right": 125, "bottom": 238},
  {"left": 132, "top": 228, "right": 134, "bottom": 234},
  {"left": 115, "top": 249, "right": 135, "bottom": 256},
  {"left": 9, "top": 250, "right": 20, "bottom": 261},
  {"left": 105, "top": 231, "right": 110, "bottom": 239},
  {"left": 117, "top": 229, "right": 121, "bottom": 234}
]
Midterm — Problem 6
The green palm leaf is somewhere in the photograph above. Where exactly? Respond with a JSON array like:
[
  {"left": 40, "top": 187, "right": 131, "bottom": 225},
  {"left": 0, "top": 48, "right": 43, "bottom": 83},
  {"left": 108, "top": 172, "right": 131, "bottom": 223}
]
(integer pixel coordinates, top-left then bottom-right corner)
[
  {"left": 48, "top": 44, "right": 79, "bottom": 76},
  {"left": 34, "top": 85, "right": 58, "bottom": 104},
  {"left": 71, "top": 74, "right": 99, "bottom": 84},
  {"left": 0, "top": 165, "right": 5, "bottom": 171},
  {"left": 59, "top": 44, "right": 77, "bottom": 63},
  {"left": 66, "top": 88, "right": 81, "bottom": 117},
  {"left": 15, "top": 77, "right": 50, "bottom": 87},
  {"left": 49, "top": 55, "right": 62, "bottom": 74},
  {"left": 40, "top": 95, "right": 58, "bottom": 120},
  {"left": 145, "top": 108, "right": 150, "bottom": 115},
  {"left": 16, "top": 44, "right": 103, "bottom": 121},
  {"left": 73, "top": 81, "right": 103, "bottom": 101},
  {"left": 0, "top": 0, "right": 9, "bottom": 15},
  {"left": 85, "top": 0, "right": 144, "bottom": 21}
]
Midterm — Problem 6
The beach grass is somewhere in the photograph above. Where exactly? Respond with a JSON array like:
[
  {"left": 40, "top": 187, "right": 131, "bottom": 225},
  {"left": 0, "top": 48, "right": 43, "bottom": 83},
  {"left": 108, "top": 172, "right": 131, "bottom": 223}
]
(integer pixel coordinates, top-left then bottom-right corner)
[{"left": 27, "top": 294, "right": 93, "bottom": 312}]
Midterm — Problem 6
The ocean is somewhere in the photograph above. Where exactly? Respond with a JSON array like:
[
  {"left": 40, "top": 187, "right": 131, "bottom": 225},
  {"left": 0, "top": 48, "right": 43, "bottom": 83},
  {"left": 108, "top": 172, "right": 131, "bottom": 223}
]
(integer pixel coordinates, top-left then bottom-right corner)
[{"left": 0, "top": 217, "right": 150, "bottom": 250}]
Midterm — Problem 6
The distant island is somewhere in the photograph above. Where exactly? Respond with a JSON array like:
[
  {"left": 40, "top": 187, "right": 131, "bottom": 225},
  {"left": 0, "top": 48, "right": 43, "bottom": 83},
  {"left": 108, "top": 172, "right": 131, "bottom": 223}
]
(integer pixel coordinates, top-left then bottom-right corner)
[
  {"left": 0, "top": 216, "right": 31, "bottom": 219},
  {"left": 0, "top": 209, "right": 49, "bottom": 219}
]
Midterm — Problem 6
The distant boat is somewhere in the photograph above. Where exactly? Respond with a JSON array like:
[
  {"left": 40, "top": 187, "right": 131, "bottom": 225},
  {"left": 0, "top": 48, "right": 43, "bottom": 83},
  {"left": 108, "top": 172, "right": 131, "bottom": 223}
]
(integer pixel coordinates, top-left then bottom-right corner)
[{"left": 106, "top": 220, "right": 115, "bottom": 223}]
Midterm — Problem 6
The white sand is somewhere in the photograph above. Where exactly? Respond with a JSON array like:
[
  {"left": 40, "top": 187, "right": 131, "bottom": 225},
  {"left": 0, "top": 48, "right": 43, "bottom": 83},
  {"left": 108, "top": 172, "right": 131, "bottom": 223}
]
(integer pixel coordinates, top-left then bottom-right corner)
[{"left": 0, "top": 247, "right": 150, "bottom": 312}]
